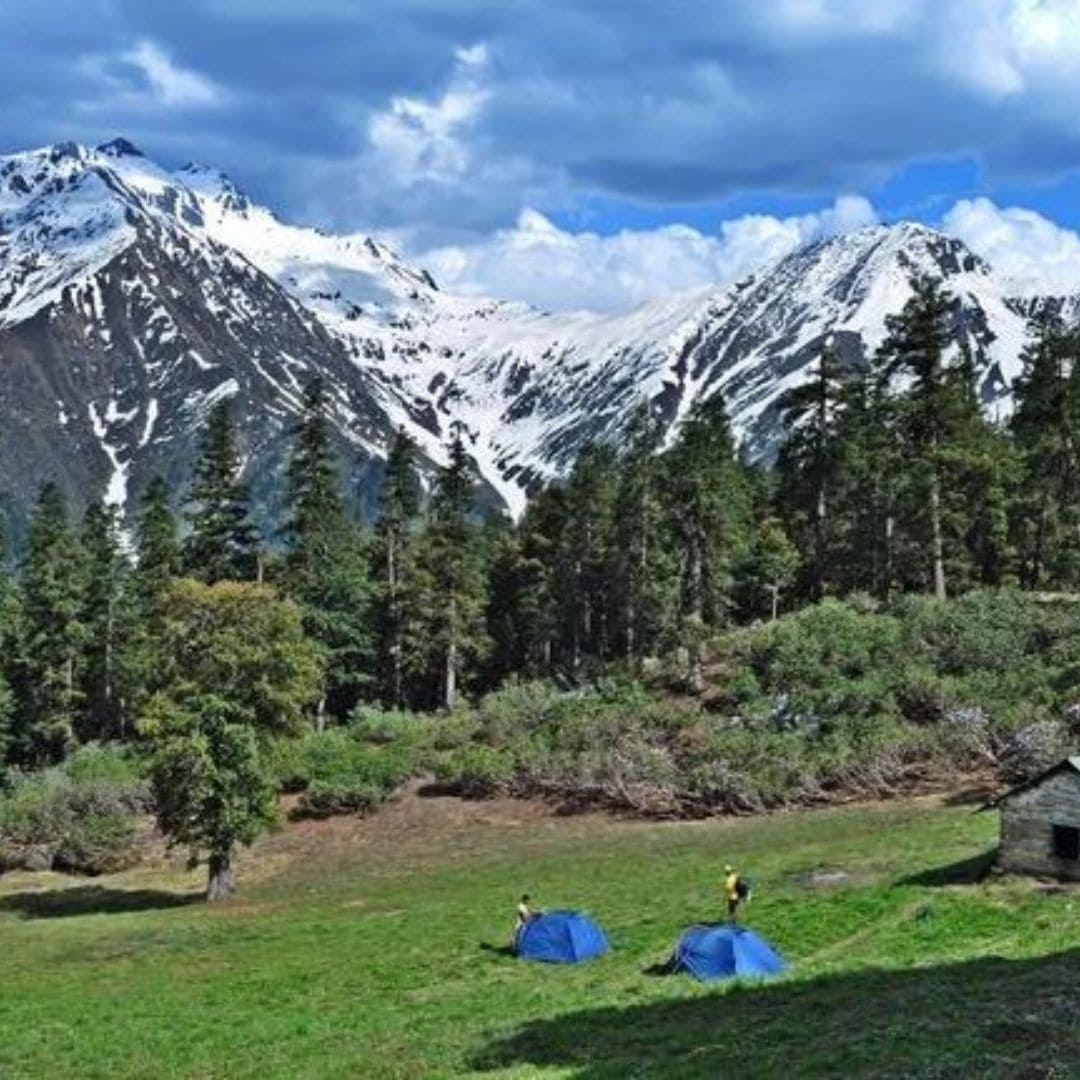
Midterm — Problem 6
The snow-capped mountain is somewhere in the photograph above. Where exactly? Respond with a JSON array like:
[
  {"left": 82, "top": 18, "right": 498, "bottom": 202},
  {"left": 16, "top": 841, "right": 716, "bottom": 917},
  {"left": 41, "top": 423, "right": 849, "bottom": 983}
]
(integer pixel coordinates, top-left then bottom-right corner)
[{"left": 0, "top": 139, "right": 1056, "bottom": 533}]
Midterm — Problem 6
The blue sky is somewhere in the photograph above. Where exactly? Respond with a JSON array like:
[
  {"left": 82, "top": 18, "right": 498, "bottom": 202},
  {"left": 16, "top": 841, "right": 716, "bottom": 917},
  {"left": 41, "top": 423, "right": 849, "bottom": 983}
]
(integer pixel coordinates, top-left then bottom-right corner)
[{"left": 7, "top": 0, "right": 1080, "bottom": 309}]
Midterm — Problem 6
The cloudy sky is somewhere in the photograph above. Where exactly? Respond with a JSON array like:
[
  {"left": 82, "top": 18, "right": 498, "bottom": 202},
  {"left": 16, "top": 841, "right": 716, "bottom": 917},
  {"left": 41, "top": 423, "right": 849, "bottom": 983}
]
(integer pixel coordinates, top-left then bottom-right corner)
[{"left": 7, "top": 0, "right": 1080, "bottom": 310}]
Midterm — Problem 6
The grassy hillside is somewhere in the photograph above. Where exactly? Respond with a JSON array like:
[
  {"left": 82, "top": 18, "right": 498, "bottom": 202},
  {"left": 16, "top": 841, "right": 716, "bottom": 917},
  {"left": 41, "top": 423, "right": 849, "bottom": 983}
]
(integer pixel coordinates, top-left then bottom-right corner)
[{"left": 0, "top": 791, "right": 1077, "bottom": 1078}]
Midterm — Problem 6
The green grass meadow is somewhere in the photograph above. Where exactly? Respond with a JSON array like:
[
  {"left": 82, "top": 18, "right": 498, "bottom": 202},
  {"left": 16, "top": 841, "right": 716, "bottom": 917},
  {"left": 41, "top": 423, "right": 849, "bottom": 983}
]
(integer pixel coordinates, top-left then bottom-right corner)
[{"left": 0, "top": 794, "right": 1077, "bottom": 1078}]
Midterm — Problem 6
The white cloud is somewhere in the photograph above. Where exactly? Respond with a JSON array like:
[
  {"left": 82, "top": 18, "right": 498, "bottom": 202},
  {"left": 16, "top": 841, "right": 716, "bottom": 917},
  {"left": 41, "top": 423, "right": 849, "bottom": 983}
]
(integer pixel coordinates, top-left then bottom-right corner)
[
  {"left": 122, "top": 40, "right": 223, "bottom": 108},
  {"left": 415, "top": 195, "right": 878, "bottom": 312},
  {"left": 939, "top": 0, "right": 1080, "bottom": 98},
  {"left": 367, "top": 42, "right": 489, "bottom": 186},
  {"left": 943, "top": 196, "right": 1080, "bottom": 295}
]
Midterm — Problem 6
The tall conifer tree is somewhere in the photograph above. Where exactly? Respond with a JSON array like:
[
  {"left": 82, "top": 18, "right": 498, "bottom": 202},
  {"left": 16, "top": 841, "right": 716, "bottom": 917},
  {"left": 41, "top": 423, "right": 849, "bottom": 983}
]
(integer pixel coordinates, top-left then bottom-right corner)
[
  {"left": 78, "top": 500, "right": 128, "bottom": 741},
  {"left": 183, "top": 400, "right": 258, "bottom": 583},
  {"left": 421, "top": 424, "right": 488, "bottom": 709},
  {"left": 14, "top": 483, "right": 85, "bottom": 764},
  {"left": 281, "top": 377, "right": 371, "bottom": 721},
  {"left": 372, "top": 428, "right": 422, "bottom": 708},
  {"left": 662, "top": 396, "right": 749, "bottom": 692}
]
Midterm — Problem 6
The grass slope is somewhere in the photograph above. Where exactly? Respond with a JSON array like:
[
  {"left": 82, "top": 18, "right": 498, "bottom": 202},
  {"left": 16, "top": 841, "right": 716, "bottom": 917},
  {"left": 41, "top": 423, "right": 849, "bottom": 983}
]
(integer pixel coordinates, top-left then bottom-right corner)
[{"left": 0, "top": 793, "right": 1077, "bottom": 1078}]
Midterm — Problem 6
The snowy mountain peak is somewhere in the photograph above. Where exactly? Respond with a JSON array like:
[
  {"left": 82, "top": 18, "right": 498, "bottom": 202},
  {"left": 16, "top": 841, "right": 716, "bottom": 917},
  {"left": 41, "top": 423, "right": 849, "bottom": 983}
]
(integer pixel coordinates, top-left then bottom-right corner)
[
  {"left": 96, "top": 138, "right": 145, "bottom": 159},
  {"left": 0, "top": 139, "right": 1064, "bottom": 529}
]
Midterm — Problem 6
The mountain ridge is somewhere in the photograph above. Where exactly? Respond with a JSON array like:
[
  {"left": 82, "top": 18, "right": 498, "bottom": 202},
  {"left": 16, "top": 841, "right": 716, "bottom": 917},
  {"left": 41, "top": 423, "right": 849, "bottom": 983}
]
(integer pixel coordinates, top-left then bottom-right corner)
[{"left": 0, "top": 139, "right": 1064, "bottom": 530}]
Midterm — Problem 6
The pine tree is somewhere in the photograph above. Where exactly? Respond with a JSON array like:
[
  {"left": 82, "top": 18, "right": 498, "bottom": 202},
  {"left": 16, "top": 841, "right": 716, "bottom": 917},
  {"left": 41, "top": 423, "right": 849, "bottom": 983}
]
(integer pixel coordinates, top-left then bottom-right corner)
[
  {"left": 776, "top": 342, "right": 847, "bottom": 600},
  {"left": 0, "top": 526, "right": 17, "bottom": 762},
  {"left": 939, "top": 345, "right": 1016, "bottom": 588},
  {"left": 662, "top": 396, "right": 750, "bottom": 692},
  {"left": 77, "top": 500, "right": 128, "bottom": 742},
  {"left": 117, "top": 476, "right": 182, "bottom": 738},
  {"left": 133, "top": 475, "right": 180, "bottom": 610},
  {"left": 183, "top": 400, "right": 259, "bottom": 583},
  {"left": 878, "top": 276, "right": 957, "bottom": 599},
  {"left": 13, "top": 483, "right": 86, "bottom": 764},
  {"left": 372, "top": 428, "right": 422, "bottom": 708},
  {"left": 1010, "top": 314, "right": 1080, "bottom": 587},
  {"left": 280, "top": 377, "right": 372, "bottom": 722},
  {"left": 486, "top": 483, "right": 567, "bottom": 681},
  {"left": 420, "top": 424, "right": 488, "bottom": 709},
  {"left": 827, "top": 361, "right": 904, "bottom": 597},
  {"left": 557, "top": 443, "right": 618, "bottom": 669},
  {"left": 610, "top": 407, "right": 676, "bottom": 665}
]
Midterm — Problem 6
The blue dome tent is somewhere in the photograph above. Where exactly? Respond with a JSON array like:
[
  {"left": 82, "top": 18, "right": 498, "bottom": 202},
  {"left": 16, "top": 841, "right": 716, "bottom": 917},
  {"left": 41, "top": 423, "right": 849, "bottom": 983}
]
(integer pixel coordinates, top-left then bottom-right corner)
[
  {"left": 673, "top": 924, "right": 786, "bottom": 982},
  {"left": 516, "top": 910, "right": 609, "bottom": 964}
]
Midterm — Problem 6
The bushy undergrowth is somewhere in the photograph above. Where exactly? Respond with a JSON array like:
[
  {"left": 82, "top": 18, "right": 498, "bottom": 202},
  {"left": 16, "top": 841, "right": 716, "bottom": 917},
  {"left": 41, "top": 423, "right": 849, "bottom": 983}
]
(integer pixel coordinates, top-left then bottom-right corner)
[
  {"left": 0, "top": 745, "right": 149, "bottom": 873},
  {"left": 13, "top": 588, "right": 1057, "bottom": 841},
  {"left": 271, "top": 710, "right": 471, "bottom": 818},
  {"left": 427, "top": 590, "right": 1080, "bottom": 816}
]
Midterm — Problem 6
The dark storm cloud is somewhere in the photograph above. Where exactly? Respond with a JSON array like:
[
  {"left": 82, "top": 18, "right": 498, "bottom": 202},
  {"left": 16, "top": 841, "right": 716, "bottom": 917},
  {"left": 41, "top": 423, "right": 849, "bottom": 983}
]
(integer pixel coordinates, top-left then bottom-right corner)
[{"left": 4, "top": 0, "right": 1080, "bottom": 240}]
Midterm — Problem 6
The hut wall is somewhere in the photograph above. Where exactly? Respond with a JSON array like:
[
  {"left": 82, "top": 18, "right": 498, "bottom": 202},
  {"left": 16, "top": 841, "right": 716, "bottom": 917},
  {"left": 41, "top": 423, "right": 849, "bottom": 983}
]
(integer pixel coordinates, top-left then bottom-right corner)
[{"left": 999, "top": 769, "right": 1080, "bottom": 881}]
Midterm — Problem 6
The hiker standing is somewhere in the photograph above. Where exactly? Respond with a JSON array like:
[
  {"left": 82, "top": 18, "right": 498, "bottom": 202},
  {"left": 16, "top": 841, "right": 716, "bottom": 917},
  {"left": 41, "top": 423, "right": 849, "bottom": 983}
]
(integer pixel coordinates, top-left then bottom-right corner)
[
  {"left": 724, "top": 865, "right": 750, "bottom": 922},
  {"left": 512, "top": 893, "right": 537, "bottom": 950}
]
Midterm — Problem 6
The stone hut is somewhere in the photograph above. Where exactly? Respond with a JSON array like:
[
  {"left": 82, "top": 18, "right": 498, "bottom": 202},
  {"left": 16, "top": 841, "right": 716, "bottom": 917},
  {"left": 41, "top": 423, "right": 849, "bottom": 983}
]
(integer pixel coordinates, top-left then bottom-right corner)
[{"left": 993, "top": 757, "right": 1080, "bottom": 881}]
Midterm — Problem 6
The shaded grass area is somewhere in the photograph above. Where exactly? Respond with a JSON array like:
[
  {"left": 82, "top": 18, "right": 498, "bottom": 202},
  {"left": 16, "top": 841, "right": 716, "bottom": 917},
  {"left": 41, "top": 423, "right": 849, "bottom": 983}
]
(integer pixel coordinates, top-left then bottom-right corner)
[{"left": 0, "top": 797, "right": 1076, "bottom": 1077}]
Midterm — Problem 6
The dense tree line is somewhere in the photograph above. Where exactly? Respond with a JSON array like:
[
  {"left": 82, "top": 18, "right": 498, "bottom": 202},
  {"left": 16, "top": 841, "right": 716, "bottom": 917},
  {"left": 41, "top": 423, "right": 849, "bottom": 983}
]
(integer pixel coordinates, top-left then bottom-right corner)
[{"left": 2, "top": 274, "right": 1080, "bottom": 767}]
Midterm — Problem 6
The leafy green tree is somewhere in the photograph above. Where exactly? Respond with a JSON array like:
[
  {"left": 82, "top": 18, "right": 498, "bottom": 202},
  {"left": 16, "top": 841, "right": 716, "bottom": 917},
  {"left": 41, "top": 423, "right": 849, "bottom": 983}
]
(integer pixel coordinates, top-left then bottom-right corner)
[
  {"left": 183, "top": 400, "right": 259, "bottom": 583},
  {"left": 372, "top": 428, "right": 423, "bottom": 708},
  {"left": 13, "top": 483, "right": 86, "bottom": 764},
  {"left": 77, "top": 500, "right": 129, "bottom": 742},
  {"left": 280, "top": 378, "right": 372, "bottom": 721},
  {"left": 139, "top": 580, "right": 322, "bottom": 899},
  {"left": 736, "top": 515, "right": 801, "bottom": 621}
]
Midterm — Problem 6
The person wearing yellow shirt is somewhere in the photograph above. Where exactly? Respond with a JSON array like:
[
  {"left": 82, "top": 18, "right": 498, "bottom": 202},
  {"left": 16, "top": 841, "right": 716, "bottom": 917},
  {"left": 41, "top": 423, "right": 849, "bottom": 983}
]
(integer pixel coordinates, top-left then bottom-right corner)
[{"left": 723, "top": 865, "right": 749, "bottom": 922}]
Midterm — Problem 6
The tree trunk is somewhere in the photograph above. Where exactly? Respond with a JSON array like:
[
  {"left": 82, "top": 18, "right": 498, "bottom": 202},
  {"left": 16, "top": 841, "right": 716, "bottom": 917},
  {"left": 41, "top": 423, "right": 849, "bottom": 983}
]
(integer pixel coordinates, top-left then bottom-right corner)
[
  {"left": 880, "top": 505, "right": 895, "bottom": 601},
  {"left": 207, "top": 850, "right": 233, "bottom": 901},
  {"left": 929, "top": 452, "right": 947, "bottom": 600},
  {"left": 444, "top": 594, "right": 458, "bottom": 711},
  {"left": 315, "top": 695, "right": 327, "bottom": 734},
  {"left": 769, "top": 584, "right": 780, "bottom": 622},
  {"left": 813, "top": 478, "right": 827, "bottom": 601},
  {"left": 387, "top": 534, "right": 403, "bottom": 708},
  {"left": 685, "top": 526, "right": 705, "bottom": 695}
]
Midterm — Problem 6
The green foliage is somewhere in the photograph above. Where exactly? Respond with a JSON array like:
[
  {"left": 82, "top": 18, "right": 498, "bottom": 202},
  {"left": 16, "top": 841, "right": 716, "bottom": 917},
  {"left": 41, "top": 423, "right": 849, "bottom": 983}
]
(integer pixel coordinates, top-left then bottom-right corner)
[
  {"left": 279, "top": 378, "right": 374, "bottom": 719},
  {"left": 12, "top": 482, "right": 86, "bottom": 766},
  {"left": 284, "top": 729, "right": 412, "bottom": 818},
  {"left": 139, "top": 580, "right": 322, "bottom": 893},
  {"left": 0, "top": 744, "right": 147, "bottom": 874},
  {"left": 413, "top": 425, "right": 490, "bottom": 709},
  {"left": 183, "top": 400, "right": 259, "bottom": 584},
  {"left": 77, "top": 500, "right": 129, "bottom": 743}
]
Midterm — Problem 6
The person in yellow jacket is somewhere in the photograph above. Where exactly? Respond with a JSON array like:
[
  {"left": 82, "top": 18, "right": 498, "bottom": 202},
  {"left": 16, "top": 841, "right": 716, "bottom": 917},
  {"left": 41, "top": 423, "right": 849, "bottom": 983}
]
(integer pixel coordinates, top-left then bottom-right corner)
[{"left": 724, "top": 865, "right": 750, "bottom": 922}]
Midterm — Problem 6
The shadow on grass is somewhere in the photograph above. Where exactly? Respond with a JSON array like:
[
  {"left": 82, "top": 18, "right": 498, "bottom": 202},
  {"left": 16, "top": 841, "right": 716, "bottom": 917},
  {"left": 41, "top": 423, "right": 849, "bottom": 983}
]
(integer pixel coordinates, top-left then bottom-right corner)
[
  {"left": 0, "top": 885, "right": 203, "bottom": 919},
  {"left": 899, "top": 848, "right": 997, "bottom": 887},
  {"left": 471, "top": 949, "right": 1080, "bottom": 1078},
  {"left": 478, "top": 942, "right": 517, "bottom": 958}
]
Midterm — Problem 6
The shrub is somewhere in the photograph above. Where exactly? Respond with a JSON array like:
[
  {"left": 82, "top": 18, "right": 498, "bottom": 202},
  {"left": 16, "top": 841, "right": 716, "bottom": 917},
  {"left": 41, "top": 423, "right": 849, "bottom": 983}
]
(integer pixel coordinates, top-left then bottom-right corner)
[
  {"left": 0, "top": 745, "right": 148, "bottom": 874},
  {"left": 286, "top": 729, "right": 413, "bottom": 819}
]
